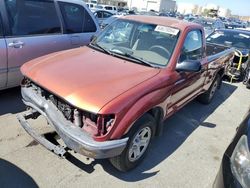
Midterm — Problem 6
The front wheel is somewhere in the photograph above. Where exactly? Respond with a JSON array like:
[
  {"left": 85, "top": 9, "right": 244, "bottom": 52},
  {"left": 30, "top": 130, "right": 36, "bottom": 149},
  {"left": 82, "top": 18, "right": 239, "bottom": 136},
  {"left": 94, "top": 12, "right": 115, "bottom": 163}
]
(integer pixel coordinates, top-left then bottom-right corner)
[
  {"left": 197, "top": 75, "right": 220, "bottom": 104},
  {"left": 109, "top": 114, "right": 156, "bottom": 172}
]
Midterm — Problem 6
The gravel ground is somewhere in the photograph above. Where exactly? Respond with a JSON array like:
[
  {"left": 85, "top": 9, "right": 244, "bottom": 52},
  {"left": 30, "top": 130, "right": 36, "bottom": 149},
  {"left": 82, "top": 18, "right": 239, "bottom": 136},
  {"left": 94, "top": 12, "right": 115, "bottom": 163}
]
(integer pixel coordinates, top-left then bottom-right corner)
[{"left": 0, "top": 82, "right": 249, "bottom": 188}]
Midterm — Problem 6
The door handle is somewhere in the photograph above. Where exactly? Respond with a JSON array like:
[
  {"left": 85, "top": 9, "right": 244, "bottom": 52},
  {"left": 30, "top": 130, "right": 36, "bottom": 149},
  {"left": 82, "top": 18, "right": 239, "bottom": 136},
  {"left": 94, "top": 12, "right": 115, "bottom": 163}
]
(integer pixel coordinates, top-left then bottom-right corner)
[{"left": 8, "top": 41, "right": 25, "bottom": 48}]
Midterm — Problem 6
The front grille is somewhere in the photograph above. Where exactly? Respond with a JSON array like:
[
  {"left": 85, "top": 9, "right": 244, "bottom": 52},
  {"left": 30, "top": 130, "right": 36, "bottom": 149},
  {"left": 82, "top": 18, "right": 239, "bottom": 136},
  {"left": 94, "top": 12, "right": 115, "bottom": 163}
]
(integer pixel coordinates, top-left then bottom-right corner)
[
  {"left": 28, "top": 82, "right": 74, "bottom": 121},
  {"left": 26, "top": 81, "right": 98, "bottom": 124},
  {"left": 50, "top": 94, "right": 74, "bottom": 121},
  {"left": 22, "top": 78, "right": 114, "bottom": 136}
]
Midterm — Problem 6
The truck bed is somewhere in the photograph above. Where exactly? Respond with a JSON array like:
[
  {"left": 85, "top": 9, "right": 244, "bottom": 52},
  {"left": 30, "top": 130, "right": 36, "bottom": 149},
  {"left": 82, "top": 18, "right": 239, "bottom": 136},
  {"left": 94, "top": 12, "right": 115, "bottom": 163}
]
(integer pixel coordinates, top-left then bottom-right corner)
[{"left": 206, "top": 43, "right": 235, "bottom": 62}]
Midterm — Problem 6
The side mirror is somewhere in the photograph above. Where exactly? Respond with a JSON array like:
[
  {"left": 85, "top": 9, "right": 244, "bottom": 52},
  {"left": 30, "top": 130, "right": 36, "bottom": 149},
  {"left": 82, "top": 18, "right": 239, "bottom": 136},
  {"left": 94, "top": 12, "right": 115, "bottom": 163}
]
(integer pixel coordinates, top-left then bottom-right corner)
[{"left": 176, "top": 60, "right": 201, "bottom": 72}]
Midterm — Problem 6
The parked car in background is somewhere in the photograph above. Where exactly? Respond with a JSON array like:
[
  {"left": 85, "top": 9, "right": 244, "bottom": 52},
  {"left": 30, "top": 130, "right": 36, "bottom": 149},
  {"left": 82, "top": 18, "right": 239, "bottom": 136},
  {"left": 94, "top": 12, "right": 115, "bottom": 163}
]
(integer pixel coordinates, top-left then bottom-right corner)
[
  {"left": 159, "top": 11, "right": 176, "bottom": 18},
  {"left": 100, "top": 15, "right": 123, "bottom": 29},
  {"left": 207, "top": 29, "right": 250, "bottom": 50},
  {"left": 86, "top": 2, "right": 96, "bottom": 9},
  {"left": 18, "top": 15, "right": 235, "bottom": 172},
  {"left": 103, "top": 5, "right": 117, "bottom": 14},
  {"left": 213, "top": 107, "right": 250, "bottom": 188},
  {"left": 117, "top": 8, "right": 136, "bottom": 16},
  {"left": 93, "top": 10, "right": 114, "bottom": 25},
  {"left": 206, "top": 29, "right": 250, "bottom": 84},
  {"left": 139, "top": 10, "right": 158, "bottom": 16},
  {"left": 0, "top": 0, "right": 99, "bottom": 90},
  {"left": 94, "top": 4, "right": 117, "bottom": 14},
  {"left": 184, "top": 15, "right": 196, "bottom": 22},
  {"left": 225, "top": 21, "right": 245, "bottom": 29},
  {"left": 193, "top": 18, "right": 225, "bottom": 37},
  {"left": 247, "top": 21, "right": 250, "bottom": 29}
]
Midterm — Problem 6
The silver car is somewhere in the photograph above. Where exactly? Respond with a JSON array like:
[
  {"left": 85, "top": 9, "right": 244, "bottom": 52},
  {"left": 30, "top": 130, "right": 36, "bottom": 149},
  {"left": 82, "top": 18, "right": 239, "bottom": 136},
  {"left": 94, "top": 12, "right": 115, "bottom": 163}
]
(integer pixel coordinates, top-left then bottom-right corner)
[
  {"left": 0, "top": 0, "right": 99, "bottom": 90},
  {"left": 93, "top": 10, "right": 114, "bottom": 26}
]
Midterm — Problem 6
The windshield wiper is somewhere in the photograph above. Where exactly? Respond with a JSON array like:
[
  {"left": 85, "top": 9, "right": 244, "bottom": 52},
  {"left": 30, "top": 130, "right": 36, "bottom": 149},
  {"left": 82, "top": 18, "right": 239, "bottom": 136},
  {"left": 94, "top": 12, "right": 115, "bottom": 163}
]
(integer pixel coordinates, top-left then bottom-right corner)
[
  {"left": 125, "top": 53, "right": 155, "bottom": 67},
  {"left": 89, "top": 43, "right": 111, "bottom": 55},
  {"left": 109, "top": 49, "right": 156, "bottom": 68}
]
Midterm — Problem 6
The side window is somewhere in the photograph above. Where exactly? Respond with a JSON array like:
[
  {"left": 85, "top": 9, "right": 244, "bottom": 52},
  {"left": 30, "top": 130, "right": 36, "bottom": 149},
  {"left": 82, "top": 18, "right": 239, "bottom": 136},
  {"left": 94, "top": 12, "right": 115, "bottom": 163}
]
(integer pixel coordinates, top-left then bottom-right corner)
[
  {"left": 103, "top": 12, "right": 112, "bottom": 18},
  {"left": 5, "top": 0, "right": 61, "bottom": 36},
  {"left": 0, "top": 14, "right": 3, "bottom": 37},
  {"left": 180, "top": 30, "right": 203, "bottom": 62},
  {"left": 102, "top": 21, "right": 133, "bottom": 43},
  {"left": 83, "top": 9, "right": 97, "bottom": 33},
  {"left": 105, "top": 6, "right": 112, "bottom": 10},
  {"left": 59, "top": 2, "right": 97, "bottom": 33},
  {"left": 95, "top": 11, "right": 103, "bottom": 19}
]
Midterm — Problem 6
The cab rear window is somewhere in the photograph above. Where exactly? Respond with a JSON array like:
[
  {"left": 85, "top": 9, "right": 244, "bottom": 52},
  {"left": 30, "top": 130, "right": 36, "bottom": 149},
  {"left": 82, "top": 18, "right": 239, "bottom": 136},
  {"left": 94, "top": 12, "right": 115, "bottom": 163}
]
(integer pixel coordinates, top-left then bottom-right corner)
[{"left": 0, "top": 14, "right": 3, "bottom": 36}]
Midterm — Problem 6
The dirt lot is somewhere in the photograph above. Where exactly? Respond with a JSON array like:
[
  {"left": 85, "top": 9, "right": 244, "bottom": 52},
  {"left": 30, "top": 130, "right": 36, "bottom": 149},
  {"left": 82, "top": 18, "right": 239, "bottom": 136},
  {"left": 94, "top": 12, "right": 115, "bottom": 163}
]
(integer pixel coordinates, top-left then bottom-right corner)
[{"left": 0, "top": 82, "right": 249, "bottom": 188}]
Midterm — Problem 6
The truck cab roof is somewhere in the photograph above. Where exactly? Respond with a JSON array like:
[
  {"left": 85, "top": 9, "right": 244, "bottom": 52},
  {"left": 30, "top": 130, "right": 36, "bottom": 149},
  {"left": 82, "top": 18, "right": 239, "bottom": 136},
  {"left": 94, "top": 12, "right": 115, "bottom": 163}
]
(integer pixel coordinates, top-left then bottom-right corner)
[{"left": 122, "top": 15, "right": 203, "bottom": 31}]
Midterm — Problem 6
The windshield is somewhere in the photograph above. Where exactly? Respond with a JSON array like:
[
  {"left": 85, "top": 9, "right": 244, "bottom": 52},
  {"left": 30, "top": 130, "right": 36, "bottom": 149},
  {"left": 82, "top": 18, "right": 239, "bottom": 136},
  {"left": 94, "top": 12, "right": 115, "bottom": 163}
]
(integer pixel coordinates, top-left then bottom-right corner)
[
  {"left": 207, "top": 30, "right": 250, "bottom": 49},
  {"left": 91, "top": 19, "right": 180, "bottom": 67}
]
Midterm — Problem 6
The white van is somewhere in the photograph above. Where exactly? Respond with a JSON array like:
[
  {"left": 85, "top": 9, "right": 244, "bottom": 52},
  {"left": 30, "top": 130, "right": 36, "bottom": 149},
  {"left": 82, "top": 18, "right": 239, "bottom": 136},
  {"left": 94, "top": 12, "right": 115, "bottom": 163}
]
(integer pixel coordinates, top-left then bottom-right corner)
[
  {"left": 94, "top": 4, "right": 117, "bottom": 14},
  {"left": 86, "top": 2, "right": 96, "bottom": 9},
  {"left": 103, "top": 5, "right": 117, "bottom": 14}
]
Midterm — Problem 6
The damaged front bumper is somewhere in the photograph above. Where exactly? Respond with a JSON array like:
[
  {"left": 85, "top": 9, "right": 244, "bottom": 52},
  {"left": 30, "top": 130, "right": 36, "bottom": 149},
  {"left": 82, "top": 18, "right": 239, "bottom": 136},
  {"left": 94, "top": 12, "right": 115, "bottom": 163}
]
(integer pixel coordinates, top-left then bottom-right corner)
[{"left": 17, "top": 87, "right": 128, "bottom": 159}]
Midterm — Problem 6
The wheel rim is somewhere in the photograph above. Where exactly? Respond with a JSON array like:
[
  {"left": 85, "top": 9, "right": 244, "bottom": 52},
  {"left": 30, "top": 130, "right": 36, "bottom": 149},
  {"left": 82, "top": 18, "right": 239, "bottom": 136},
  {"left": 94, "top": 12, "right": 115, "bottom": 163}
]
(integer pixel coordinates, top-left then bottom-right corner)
[
  {"left": 209, "top": 79, "right": 218, "bottom": 100},
  {"left": 128, "top": 127, "right": 152, "bottom": 162}
]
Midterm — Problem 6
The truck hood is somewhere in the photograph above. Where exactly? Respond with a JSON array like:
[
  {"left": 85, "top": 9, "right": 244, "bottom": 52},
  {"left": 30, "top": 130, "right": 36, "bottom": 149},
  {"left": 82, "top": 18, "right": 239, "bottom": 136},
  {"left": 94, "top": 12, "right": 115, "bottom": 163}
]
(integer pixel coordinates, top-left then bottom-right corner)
[{"left": 21, "top": 47, "right": 160, "bottom": 113}]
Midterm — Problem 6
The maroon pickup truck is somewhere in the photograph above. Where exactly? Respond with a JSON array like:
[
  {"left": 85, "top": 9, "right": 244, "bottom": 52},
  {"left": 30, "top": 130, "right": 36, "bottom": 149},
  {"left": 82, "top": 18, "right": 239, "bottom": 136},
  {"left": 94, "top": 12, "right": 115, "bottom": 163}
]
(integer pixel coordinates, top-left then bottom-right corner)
[{"left": 17, "top": 16, "right": 235, "bottom": 171}]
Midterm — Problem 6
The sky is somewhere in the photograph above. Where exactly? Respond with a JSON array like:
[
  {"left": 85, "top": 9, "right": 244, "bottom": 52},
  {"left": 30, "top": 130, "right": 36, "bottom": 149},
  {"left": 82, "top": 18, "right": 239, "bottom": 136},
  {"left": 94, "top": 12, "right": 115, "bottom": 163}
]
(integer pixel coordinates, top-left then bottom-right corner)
[{"left": 176, "top": 0, "right": 249, "bottom": 16}]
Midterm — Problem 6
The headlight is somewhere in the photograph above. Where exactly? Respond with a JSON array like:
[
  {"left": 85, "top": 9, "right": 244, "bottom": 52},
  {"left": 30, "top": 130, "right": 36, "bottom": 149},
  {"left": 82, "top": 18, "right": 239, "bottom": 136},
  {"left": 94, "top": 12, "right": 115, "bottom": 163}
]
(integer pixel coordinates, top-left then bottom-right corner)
[{"left": 231, "top": 135, "right": 250, "bottom": 188}]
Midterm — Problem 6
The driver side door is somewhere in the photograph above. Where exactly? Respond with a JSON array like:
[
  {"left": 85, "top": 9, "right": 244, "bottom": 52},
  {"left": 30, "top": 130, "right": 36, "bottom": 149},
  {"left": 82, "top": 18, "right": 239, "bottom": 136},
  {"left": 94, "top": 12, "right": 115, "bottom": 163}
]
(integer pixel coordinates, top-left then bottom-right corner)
[
  {"left": 170, "top": 30, "right": 208, "bottom": 110},
  {"left": 0, "top": 14, "right": 7, "bottom": 89}
]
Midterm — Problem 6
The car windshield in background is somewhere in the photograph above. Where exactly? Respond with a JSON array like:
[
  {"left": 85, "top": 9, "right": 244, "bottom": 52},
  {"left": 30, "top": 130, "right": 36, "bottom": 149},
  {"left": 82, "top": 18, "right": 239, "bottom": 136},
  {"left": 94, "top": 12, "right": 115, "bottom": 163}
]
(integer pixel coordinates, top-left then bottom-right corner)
[
  {"left": 203, "top": 21, "right": 214, "bottom": 29},
  {"left": 207, "top": 30, "right": 250, "bottom": 49},
  {"left": 92, "top": 19, "right": 180, "bottom": 67}
]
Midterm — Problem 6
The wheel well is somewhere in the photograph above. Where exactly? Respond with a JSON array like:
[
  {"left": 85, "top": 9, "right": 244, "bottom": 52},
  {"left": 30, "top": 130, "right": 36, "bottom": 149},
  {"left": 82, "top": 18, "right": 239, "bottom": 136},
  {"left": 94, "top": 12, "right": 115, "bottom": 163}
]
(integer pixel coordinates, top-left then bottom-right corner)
[
  {"left": 217, "top": 68, "right": 225, "bottom": 88},
  {"left": 218, "top": 68, "right": 224, "bottom": 78},
  {"left": 147, "top": 107, "right": 164, "bottom": 136}
]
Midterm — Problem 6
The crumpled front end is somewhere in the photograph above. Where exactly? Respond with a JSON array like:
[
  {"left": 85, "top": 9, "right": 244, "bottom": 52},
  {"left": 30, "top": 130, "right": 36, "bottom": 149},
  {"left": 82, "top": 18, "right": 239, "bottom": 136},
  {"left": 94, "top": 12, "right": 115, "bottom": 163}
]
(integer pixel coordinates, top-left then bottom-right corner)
[{"left": 17, "top": 80, "right": 128, "bottom": 159}]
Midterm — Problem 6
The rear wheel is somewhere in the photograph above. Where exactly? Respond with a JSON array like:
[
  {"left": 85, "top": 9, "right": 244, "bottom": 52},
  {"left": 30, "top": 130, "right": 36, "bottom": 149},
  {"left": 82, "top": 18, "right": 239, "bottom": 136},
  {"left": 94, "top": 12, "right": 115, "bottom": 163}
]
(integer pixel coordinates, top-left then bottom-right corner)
[
  {"left": 197, "top": 75, "right": 220, "bottom": 104},
  {"left": 246, "top": 79, "right": 250, "bottom": 89},
  {"left": 109, "top": 114, "right": 155, "bottom": 172}
]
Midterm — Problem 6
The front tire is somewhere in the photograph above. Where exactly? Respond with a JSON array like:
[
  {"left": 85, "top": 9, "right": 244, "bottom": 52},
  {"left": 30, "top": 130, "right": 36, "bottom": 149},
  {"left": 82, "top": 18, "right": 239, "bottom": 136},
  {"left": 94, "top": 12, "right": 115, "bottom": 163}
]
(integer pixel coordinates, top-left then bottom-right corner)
[{"left": 109, "top": 114, "right": 156, "bottom": 172}]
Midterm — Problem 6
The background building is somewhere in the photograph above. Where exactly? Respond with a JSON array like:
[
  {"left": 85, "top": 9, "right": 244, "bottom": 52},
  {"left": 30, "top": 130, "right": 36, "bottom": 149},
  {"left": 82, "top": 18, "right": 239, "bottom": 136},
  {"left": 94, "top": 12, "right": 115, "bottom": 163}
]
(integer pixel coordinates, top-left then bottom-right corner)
[
  {"left": 127, "top": 0, "right": 176, "bottom": 12},
  {"left": 84, "top": 0, "right": 127, "bottom": 7},
  {"left": 177, "top": 2, "right": 232, "bottom": 18},
  {"left": 177, "top": 2, "right": 196, "bottom": 14},
  {"left": 84, "top": 0, "right": 233, "bottom": 18},
  {"left": 218, "top": 8, "right": 231, "bottom": 17}
]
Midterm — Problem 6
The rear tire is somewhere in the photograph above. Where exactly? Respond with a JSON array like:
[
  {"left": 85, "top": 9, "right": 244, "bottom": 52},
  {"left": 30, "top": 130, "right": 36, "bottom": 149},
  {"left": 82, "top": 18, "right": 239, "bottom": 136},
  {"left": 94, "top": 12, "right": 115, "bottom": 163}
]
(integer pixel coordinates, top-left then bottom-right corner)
[
  {"left": 109, "top": 114, "right": 156, "bottom": 172},
  {"left": 246, "top": 80, "right": 250, "bottom": 89},
  {"left": 197, "top": 75, "right": 220, "bottom": 104}
]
